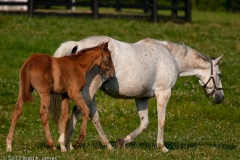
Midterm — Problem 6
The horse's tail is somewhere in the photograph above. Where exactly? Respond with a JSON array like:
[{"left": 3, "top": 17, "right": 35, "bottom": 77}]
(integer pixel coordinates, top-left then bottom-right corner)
[
  {"left": 19, "top": 60, "right": 34, "bottom": 102},
  {"left": 49, "top": 41, "right": 78, "bottom": 125},
  {"left": 49, "top": 94, "right": 62, "bottom": 125},
  {"left": 54, "top": 41, "right": 78, "bottom": 57}
]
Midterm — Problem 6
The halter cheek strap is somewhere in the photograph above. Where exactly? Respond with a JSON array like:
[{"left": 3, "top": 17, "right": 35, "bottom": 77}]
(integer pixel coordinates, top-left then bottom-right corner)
[{"left": 202, "top": 60, "right": 223, "bottom": 97}]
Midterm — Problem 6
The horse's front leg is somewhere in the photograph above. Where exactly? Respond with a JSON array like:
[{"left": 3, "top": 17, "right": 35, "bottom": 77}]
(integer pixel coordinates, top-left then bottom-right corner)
[
  {"left": 58, "top": 95, "right": 70, "bottom": 152},
  {"left": 155, "top": 89, "right": 171, "bottom": 153},
  {"left": 90, "top": 96, "right": 113, "bottom": 150},
  {"left": 116, "top": 98, "right": 149, "bottom": 147}
]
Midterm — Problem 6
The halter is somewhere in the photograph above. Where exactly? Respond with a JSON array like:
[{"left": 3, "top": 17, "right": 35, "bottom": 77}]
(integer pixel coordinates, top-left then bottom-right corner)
[
  {"left": 201, "top": 59, "right": 223, "bottom": 97},
  {"left": 99, "top": 45, "right": 111, "bottom": 76}
]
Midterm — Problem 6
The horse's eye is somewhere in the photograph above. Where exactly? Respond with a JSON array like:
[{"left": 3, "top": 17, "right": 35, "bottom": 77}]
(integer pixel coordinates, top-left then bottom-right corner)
[{"left": 218, "top": 73, "right": 222, "bottom": 77}]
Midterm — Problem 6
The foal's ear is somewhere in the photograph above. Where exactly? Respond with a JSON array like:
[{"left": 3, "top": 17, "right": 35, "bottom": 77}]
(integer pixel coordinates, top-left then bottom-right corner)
[
  {"left": 102, "top": 41, "right": 109, "bottom": 50},
  {"left": 215, "top": 55, "right": 223, "bottom": 65}
]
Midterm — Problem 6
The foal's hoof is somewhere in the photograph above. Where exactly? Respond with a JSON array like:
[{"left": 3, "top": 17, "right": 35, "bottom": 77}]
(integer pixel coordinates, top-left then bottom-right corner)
[
  {"left": 6, "top": 143, "right": 12, "bottom": 152},
  {"left": 74, "top": 142, "right": 81, "bottom": 149},
  {"left": 51, "top": 146, "right": 57, "bottom": 151},
  {"left": 116, "top": 138, "right": 125, "bottom": 148}
]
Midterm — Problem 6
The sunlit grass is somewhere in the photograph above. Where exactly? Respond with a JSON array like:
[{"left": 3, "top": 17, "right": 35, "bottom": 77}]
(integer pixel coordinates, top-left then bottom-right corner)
[{"left": 0, "top": 10, "right": 240, "bottom": 159}]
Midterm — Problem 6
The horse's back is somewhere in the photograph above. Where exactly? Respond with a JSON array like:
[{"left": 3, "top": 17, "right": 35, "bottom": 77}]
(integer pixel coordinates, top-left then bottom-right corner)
[
  {"left": 101, "top": 38, "right": 179, "bottom": 98},
  {"left": 53, "top": 36, "right": 179, "bottom": 98}
]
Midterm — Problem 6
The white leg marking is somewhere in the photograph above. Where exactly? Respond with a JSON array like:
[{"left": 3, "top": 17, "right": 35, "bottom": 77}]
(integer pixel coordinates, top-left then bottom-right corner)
[
  {"left": 6, "top": 143, "right": 12, "bottom": 152},
  {"left": 58, "top": 133, "right": 67, "bottom": 152}
]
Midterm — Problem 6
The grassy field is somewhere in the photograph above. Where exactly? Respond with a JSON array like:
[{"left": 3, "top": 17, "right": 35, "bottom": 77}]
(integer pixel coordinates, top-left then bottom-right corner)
[{"left": 0, "top": 10, "right": 240, "bottom": 159}]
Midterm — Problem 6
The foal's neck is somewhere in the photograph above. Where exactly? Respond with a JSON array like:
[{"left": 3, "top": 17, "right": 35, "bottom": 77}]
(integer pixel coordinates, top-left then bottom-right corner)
[{"left": 70, "top": 47, "right": 102, "bottom": 73}]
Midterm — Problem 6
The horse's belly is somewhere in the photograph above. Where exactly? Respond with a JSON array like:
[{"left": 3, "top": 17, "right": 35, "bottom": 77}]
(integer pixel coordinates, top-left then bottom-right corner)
[{"left": 101, "top": 78, "right": 155, "bottom": 99}]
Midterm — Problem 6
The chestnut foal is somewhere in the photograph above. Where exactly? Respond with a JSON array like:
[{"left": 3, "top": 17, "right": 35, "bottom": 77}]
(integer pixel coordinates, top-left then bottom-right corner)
[{"left": 6, "top": 42, "right": 115, "bottom": 152}]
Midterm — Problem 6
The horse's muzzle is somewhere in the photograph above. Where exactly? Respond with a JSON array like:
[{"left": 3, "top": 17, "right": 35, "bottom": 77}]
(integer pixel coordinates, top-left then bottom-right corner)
[{"left": 212, "top": 90, "right": 224, "bottom": 104}]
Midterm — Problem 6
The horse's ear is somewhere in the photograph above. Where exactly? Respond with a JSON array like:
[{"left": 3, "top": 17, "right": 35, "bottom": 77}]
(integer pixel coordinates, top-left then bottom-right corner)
[
  {"left": 215, "top": 55, "right": 223, "bottom": 65},
  {"left": 71, "top": 45, "right": 78, "bottom": 54}
]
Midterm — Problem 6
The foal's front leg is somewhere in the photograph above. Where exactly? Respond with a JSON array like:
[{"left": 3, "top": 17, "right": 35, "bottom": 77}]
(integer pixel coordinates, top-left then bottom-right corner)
[
  {"left": 58, "top": 95, "right": 70, "bottom": 152},
  {"left": 39, "top": 94, "right": 56, "bottom": 151},
  {"left": 70, "top": 93, "right": 90, "bottom": 148}
]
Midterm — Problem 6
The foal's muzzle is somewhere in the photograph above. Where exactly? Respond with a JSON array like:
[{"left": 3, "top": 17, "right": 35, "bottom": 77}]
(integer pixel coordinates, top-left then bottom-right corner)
[{"left": 105, "top": 67, "right": 115, "bottom": 79}]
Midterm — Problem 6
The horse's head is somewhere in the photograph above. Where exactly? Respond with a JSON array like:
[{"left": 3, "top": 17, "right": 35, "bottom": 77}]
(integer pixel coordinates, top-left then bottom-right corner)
[
  {"left": 99, "top": 42, "right": 115, "bottom": 79},
  {"left": 198, "top": 55, "right": 224, "bottom": 104}
]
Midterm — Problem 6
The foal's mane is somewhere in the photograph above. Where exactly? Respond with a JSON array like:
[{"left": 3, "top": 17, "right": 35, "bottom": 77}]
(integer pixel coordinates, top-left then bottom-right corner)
[
  {"left": 65, "top": 43, "right": 104, "bottom": 60},
  {"left": 166, "top": 41, "right": 210, "bottom": 62}
]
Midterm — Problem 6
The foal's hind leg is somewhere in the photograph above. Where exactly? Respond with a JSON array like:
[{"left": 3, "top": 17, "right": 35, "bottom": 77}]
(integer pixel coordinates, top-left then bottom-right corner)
[
  {"left": 6, "top": 95, "right": 25, "bottom": 152},
  {"left": 39, "top": 94, "right": 56, "bottom": 151},
  {"left": 58, "top": 95, "right": 70, "bottom": 152}
]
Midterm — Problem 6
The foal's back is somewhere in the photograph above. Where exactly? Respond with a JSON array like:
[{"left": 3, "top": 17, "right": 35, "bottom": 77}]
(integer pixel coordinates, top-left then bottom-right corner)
[{"left": 22, "top": 54, "right": 84, "bottom": 95}]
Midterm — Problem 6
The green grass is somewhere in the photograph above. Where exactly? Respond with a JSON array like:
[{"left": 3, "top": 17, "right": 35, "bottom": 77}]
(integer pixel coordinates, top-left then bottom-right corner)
[{"left": 0, "top": 10, "right": 240, "bottom": 159}]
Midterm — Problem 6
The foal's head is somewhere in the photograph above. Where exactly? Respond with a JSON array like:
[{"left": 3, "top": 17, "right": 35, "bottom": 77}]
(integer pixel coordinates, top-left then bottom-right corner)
[{"left": 99, "top": 42, "right": 115, "bottom": 79}]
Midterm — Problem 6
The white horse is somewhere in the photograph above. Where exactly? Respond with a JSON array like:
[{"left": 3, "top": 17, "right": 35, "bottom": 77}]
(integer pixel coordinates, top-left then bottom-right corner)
[{"left": 52, "top": 36, "right": 224, "bottom": 152}]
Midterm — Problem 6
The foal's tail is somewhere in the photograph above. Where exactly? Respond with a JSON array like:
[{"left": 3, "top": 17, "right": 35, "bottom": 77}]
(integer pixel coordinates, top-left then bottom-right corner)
[{"left": 19, "top": 60, "right": 33, "bottom": 102}]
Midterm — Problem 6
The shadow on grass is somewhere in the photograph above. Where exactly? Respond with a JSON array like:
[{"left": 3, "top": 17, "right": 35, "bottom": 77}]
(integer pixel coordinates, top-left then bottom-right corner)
[
  {"left": 122, "top": 141, "right": 237, "bottom": 151},
  {"left": 36, "top": 140, "right": 237, "bottom": 151}
]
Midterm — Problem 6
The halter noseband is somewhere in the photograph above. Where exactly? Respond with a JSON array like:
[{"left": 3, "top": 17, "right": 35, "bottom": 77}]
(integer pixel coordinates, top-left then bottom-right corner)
[
  {"left": 202, "top": 59, "right": 223, "bottom": 97},
  {"left": 99, "top": 45, "right": 110, "bottom": 75}
]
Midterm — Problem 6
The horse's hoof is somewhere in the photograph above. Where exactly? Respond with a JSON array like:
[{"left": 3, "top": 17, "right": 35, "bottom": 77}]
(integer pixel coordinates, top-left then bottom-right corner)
[
  {"left": 106, "top": 143, "right": 114, "bottom": 150},
  {"left": 116, "top": 138, "right": 125, "bottom": 148},
  {"left": 60, "top": 146, "right": 67, "bottom": 152},
  {"left": 161, "top": 146, "right": 169, "bottom": 153},
  {"left": 156, "top": 143, "right": 169, "bottom": 153}
]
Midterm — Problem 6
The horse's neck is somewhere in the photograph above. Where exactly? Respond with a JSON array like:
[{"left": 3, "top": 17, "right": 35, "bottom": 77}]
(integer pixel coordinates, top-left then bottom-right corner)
[
  {"left": 176, "top": 54, "right": 209, "bottom": 78},
  {"left": 159, "top": 41, "right": 210, "bottom": 78},
  {"left": 74, "top": 49, "right": 101, "bottom": 73}
]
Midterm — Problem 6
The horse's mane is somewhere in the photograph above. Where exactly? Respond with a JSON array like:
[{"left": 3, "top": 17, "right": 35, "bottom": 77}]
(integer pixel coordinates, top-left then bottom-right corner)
[{"left": 163, "top": 41, "right": 210, "bottom": 62}]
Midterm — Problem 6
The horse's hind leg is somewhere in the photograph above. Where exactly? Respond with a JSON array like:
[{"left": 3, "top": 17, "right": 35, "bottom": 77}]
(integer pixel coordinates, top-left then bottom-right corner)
[
  {"left": 39, "top": 94, "right": 56, "bottom": 151},
  {"left": 58, "top": 95, "right": 70, "bottom": 152},
  {"left": 116, "top": 98, "right": 149, "bottom": 148},
  {"left": 6, "top": 95, "right": 25, "bottom": 152},
  {"left": 67, "top": 105, "right": 82, "bottom": 150}
]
